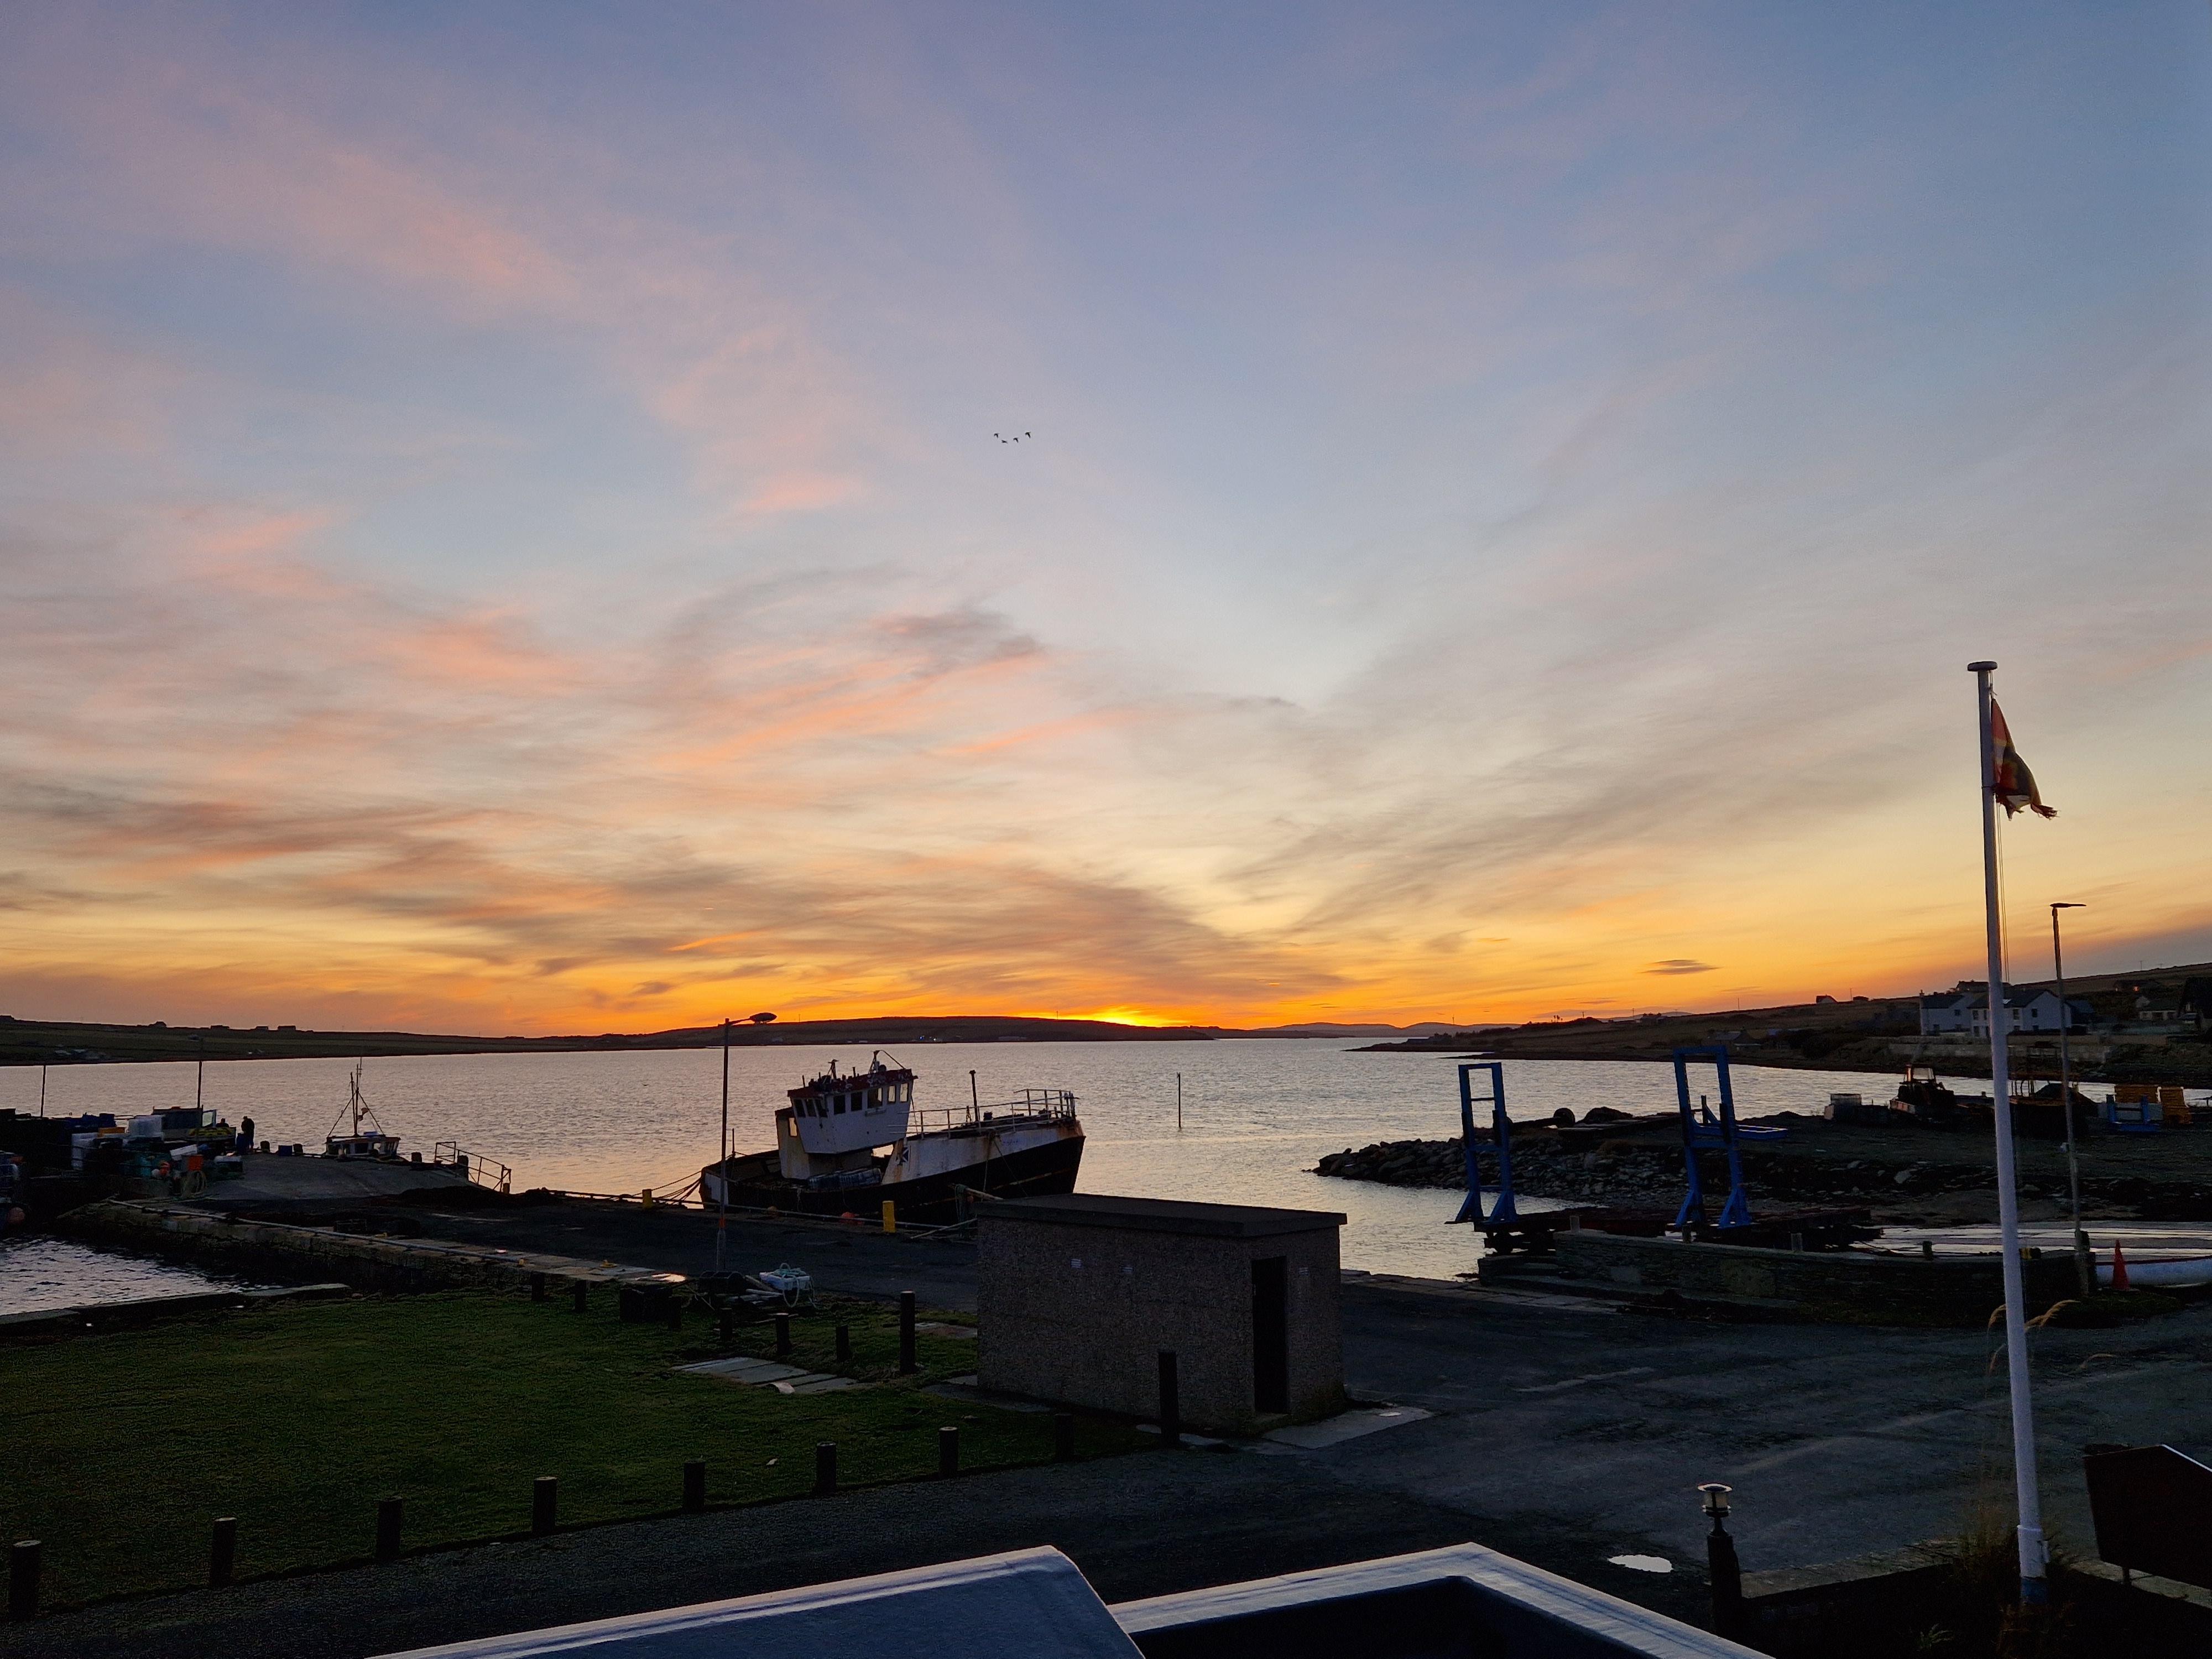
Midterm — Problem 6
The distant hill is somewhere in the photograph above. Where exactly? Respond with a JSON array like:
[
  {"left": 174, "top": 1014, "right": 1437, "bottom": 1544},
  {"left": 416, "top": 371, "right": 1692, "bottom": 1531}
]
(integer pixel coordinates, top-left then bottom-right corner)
[
  {"left": 0, "top": 1011, "right": 1300, "bottom": 1068},
  {"left": 1254, "top": 1021, "right": 1509, "bottom": 1037},
  {"left": 11, "top": 963, "right": 2204, "bottom": 1070}
]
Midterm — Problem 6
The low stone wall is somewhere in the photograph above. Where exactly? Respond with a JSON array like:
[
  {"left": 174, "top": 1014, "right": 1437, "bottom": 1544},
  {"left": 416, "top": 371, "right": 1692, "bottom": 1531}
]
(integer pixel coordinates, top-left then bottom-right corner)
[
  {"left": 1740, "top": 1543, "right": 1953, "bottom": 1656},
  {"left": 0, "top": 1282, "right": 352, "bottom": 1342},
  {"left": 1525, "top": 1231, "right": 2078, "bottom": 1319},
  {"left": 58, "top": 1201, "right": 667, "bottom": 1296}
]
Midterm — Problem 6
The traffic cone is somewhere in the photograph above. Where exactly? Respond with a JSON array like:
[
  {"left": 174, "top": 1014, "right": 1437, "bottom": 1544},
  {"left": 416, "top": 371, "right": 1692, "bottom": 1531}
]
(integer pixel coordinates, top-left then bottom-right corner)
[{"left": 2111, "top": 1244, "right": 2130, "bottom": 1292}]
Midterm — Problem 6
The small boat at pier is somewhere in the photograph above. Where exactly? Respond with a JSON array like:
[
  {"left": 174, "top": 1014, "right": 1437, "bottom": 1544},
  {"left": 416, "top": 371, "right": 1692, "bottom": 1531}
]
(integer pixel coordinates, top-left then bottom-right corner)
[{"left": 700, "top": 1055, "right": 1083, "bottom": 1224}]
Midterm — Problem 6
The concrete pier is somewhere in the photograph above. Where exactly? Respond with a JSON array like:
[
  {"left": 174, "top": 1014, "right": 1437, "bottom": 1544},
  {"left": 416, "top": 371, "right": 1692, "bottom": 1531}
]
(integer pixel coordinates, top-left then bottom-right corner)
[{"left": 194, "top": 1157, "right": 475, "bottom": 1211}]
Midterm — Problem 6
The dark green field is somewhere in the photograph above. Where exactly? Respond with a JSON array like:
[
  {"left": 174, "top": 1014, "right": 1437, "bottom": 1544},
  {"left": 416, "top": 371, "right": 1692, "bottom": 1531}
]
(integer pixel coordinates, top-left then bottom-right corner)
[{"left": 0, "top": 1291, "right": 1139, "bottom": 1609}]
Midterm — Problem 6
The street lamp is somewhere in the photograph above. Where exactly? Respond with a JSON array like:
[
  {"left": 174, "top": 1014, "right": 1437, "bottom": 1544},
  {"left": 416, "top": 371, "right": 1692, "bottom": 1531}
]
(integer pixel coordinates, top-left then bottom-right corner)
[{"left": 2051, "top": 903, "right": 2089, "bottom": 1294}]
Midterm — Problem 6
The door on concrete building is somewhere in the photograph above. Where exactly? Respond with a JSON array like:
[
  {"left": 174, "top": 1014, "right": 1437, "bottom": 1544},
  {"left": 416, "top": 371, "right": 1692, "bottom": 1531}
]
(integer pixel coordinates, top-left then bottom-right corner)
[{"left": 1252, "top": 1256, "right": 1288, "bottom": 1414}]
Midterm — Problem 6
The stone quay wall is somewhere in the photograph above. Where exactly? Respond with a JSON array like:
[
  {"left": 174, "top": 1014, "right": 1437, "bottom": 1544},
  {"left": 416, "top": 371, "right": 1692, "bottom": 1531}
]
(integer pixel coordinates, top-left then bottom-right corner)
[
  {"left": 1525, "top": 1230, "right": 2079, "bottom": 1318},
  {"left": 59, "top": 1200, "right": 658, "bottom": 1295}
]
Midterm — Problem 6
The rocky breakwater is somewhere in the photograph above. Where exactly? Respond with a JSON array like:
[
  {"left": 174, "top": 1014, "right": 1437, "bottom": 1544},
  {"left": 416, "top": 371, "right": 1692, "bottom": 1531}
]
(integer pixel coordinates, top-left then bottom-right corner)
[
  {"left": 1313, "top": 1113, "right": 1680, "bottom": 1205},
  {"left": 1314, "top": 1119, "right": 2212, "bottom": 1222}
]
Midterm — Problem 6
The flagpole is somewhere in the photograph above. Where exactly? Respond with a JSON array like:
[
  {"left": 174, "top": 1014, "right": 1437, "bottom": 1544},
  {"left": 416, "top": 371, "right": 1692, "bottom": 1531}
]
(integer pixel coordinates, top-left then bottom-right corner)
[
  {"left": 716, "top": 1017, "right": 731, "bottom": 1275},
  {"left": 1970, "top": 659, "right": 2046, "bottom": 1604}
]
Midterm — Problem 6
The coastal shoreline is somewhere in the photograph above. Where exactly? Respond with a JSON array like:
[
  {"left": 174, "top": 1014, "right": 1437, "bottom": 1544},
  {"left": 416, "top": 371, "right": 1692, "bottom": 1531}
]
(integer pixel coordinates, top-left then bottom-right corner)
[{"left": 1312, "top": 1110, "right": 2212, "bottom": 1227}]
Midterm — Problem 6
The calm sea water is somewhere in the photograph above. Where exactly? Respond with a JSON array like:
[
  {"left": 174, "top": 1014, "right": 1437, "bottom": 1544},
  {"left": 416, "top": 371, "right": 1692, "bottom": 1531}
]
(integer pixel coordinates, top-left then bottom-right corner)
[
  {"left": 0, "top": 1237, "right": 267, "bottom": 1315},
  {"left": 1, "top": 1041, "right": 1898, "bottom": 1280}
]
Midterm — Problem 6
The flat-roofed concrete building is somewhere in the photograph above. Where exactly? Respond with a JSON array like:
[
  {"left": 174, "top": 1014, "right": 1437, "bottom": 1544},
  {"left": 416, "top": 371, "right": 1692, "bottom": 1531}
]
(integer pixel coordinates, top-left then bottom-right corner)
[{"left": 978, "top": 1193, "right": 1345, "bottom": 1435}]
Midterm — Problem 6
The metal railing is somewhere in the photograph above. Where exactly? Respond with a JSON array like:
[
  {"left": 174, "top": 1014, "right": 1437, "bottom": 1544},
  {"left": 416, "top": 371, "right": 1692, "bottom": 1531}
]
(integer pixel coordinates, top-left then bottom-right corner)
[
  {"left": 432, "top": 1142, "right": 512, "bottom": 1193},
  {"left": 909, "top": 1089, "right": 1078, "bottom": 1136}
]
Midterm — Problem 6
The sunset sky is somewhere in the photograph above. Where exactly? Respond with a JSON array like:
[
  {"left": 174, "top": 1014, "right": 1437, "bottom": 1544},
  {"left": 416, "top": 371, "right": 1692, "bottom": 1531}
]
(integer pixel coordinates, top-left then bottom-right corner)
[{"left": 2, "top": 3, "right": 2207, "bottom": 1034}]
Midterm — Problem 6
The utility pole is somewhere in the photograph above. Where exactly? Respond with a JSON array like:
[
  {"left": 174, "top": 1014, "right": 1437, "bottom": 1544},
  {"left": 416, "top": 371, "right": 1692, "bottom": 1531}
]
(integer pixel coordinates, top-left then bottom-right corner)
[
  {"left": 1176, "top": 1072, "right": 1182, "bottom": 1131},
  {"left": 2052, "top": 903, "right": 2088, "bottom": 1295},
  {"left": 195, "top": 1034, "right": 205, "bottom": 1113}
]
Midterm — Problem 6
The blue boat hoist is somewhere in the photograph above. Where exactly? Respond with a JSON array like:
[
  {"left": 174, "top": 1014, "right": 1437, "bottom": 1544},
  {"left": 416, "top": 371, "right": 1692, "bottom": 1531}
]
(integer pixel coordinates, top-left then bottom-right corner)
[
  {"left": 1670, "top": 1045, "right": 1753, "bottom": 1233},
  {"left": 1446, "top": 1047, "right": 1867, "bottom": 1256},
  {"left": 1452, "top": 1062, "right": 1514, "bottom": 1228},
  {"left": 1450, "top": 1062, "right": 1670, "bottom": 1254}
]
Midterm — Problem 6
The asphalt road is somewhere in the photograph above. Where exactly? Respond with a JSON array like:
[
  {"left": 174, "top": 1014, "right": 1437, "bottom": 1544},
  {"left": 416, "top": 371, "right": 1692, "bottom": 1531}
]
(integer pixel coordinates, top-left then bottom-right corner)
[
  {"left": 382, "top": 1196, "right": 987, "bottom": 1310},
  {"left": 1336, "top": 1278, "right": 2212, "bottom": 1573}
]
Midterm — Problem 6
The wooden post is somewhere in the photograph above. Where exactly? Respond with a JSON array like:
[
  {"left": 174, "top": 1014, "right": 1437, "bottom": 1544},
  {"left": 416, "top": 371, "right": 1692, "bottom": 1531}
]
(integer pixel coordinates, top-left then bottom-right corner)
[
  {"left": 531, "top": 1477, "right": 557, "bottom": 1536},
  {"left": 374, "top": 1498, "right": 403, "bottom": 1562},
  {"left": 774, "top": 1312, "right": 791, "bottom": 1357},
  {"left": 835, "top": 1323, "right": 851, "bottom": 1364},
  {"left": 1158, "top": 1351, "right": 1181, "bottom": 1446},
  {"left": 571, "top": 1281, "right": 588, "bottom": 1314},
  {"left": 718, "top": 1310, "right": 735, "bottom": 1349},
  {"left": 530, "top": 1271, "right": 547, "bottom": 1302},
  {"left": 9, "top": 1540, "right": 40, "bottom": 1620},
  {"left": 666, "top": 1295, "right": 682, "bottom": 1332},
  {"left": 210, "top": 1517, "right": 237, "bottom": 1588},
  {"left": 938, "top": 1426, "right": 960, "bottom": 1478},
  {"left": 814, "top": 1442, "right": 837, "bottom": 1495},
  {"left": 682, "top": 1460, "right": 707, "bottom": 1512},
  {"left": 1055, "top": 1412, "right": 1076, "bottom": 1462},
  {"left": 898, "top": 1290, "right": 917, "bottom": 1374}
]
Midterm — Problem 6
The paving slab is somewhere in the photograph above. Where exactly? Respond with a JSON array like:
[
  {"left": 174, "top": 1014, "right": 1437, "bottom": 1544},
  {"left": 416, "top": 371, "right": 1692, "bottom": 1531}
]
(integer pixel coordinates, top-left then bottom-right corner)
[
  {"left": 1262, "top": 1405, "right": 1433, "bottom": 1451},
  {"left": 674, "top": 1355, "right": 854, "bottom": 1392},
  {"left": 676, "top": 1357, "right": 810, "bottom": 1383}
]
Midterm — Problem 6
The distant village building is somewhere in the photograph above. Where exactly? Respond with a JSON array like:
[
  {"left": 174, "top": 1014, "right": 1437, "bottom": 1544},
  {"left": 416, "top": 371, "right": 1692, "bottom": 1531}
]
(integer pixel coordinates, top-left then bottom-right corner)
[
  {"left": 2181, "top": 979, "right": 2212, "bottom": 1029},
  {"left": 1972, "top": 989, "right": 2071, "bottom": 1037},
  {"left": 1918, "top": 991, "right": 1975, "bottom": 1034},
  {"left": 1918, "top": 983, "right": 2088, "bottom": 1037},
  {"left": 2128, "top": 984, "right": 2201, "bottom": 1031}
]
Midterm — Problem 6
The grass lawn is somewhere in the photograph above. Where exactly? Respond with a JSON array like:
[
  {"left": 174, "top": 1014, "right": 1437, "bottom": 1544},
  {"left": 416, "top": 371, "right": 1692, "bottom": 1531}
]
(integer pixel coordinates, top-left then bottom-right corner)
[{"left": 1, "top": 1288, "right": 1142, "bottom": 1609}]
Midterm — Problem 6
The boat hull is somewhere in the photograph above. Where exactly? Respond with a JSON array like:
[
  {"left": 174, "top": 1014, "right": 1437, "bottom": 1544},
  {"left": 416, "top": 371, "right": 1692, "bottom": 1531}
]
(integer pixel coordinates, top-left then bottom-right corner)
[{"left": 703, "top": 1124, "right": 1083, "bottom": 1224}]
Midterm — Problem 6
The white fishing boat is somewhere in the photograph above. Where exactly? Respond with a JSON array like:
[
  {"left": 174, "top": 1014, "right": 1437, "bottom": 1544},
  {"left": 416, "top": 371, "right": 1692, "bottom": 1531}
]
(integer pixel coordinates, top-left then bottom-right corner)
[{"left": 699, "top": 1054, "right": 1083, "bottom": 1223}]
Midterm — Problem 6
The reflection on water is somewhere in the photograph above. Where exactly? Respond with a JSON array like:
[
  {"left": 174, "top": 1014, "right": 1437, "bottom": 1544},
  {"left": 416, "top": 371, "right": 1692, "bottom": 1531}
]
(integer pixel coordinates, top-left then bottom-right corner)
[
  {"left": 0, "top": 1043, "right": 1896, "bottom": 1280},
  {"left": 0, "top": 1237, "right": 265, "bottom": 1316}
]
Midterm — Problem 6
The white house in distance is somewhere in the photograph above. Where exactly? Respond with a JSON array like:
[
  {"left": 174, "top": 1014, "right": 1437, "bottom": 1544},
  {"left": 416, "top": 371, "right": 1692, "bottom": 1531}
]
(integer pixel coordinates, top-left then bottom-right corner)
[{"left": 1918, "top": 984, "right": 2084, "bottom": 1037}]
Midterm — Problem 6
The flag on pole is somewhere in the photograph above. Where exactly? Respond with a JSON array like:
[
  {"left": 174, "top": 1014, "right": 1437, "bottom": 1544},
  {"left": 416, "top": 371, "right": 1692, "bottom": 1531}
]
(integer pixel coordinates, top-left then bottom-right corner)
[{"left": 1989, "top": 700, "right": 2057, "bottom": 818}]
